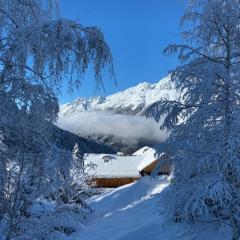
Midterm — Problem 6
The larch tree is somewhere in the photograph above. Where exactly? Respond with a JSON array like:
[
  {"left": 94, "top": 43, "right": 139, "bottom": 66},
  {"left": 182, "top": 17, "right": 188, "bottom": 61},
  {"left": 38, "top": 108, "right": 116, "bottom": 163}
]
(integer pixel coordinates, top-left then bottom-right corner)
[
  {"left": 0, "top": 0, "right": 114, "bottom": 239},
  {"left": 147, "top": 0, "right": 240, "bottom": 239}
]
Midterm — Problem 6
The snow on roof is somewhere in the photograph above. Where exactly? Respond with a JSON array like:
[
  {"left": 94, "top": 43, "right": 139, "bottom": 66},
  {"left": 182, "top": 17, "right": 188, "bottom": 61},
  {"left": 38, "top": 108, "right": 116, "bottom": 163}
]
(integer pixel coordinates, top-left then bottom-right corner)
[
  {"left": 137, "top": 148, "right": 157, "bottom": 172},
  {"left": 132, "top": 146, "right": 151, "bottom": 156},
  {"left": 84, "top": 154, "right": 143, "bottom": 178},
  {"left": 84, "top": 147, "right": 160, "bottom": 178}
]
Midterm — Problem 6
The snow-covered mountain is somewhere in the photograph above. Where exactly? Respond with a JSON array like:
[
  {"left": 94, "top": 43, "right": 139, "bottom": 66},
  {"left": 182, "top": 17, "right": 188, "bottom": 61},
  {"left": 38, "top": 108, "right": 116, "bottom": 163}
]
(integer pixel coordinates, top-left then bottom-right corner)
[
  {"left": 59, "top": 75, "right": 177, "bottom": 117},
  {"left": 58, "top": 76, "right": 178, "bottom": 154}
]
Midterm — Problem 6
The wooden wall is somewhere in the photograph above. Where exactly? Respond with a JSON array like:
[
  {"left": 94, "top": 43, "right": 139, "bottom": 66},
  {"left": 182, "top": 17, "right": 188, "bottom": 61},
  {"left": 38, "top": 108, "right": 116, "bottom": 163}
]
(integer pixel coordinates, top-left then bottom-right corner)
[
  {"left": 142, "top": 160, "right": 171, "bottom": 175},
  {"left": 93, "top": 177, "right": 140, "bottom": 188}
]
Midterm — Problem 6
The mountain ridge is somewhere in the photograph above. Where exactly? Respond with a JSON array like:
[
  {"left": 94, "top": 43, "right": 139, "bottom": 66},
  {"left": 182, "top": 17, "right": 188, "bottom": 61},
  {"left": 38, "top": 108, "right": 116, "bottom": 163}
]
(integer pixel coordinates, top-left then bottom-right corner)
[{"left": 60, "top": 75, "right": 177, "bottom": 116}]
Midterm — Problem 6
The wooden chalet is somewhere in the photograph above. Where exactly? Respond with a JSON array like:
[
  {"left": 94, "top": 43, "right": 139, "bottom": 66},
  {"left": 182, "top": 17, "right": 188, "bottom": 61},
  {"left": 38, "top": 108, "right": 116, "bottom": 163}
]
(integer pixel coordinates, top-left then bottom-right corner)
[{"left": 84, "top": 146, "right": 171, "bottom": 188}]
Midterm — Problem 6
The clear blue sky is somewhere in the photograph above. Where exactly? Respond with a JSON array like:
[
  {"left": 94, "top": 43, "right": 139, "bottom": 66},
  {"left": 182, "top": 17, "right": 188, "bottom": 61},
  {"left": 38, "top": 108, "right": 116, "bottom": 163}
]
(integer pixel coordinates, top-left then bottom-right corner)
[{"left": 59, "top": 0, "right": 187, "bottom": 103}]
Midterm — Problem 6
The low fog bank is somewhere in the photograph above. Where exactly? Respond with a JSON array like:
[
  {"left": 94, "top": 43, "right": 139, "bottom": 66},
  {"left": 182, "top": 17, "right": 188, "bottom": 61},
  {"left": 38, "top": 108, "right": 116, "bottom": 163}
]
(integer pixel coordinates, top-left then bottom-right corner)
[{"left": 57, "top": 111, "right": 168, "bottom": 144}]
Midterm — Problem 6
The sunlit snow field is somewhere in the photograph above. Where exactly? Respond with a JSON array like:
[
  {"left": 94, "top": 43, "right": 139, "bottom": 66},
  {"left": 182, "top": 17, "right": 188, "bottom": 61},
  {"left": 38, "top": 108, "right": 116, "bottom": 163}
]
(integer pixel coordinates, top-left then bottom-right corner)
[{"left": 65, "top": 177, "right": 232, "bottom": 240}]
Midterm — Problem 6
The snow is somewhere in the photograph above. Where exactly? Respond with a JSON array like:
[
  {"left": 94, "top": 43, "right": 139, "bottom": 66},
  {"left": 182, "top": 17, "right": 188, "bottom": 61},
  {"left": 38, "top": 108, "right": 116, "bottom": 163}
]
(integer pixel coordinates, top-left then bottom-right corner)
[
  {"left": 137, "top": 148, "right": 157, "bottom": 171},
  {"left": 57, "top": 77, "right": 175, "bottom": 143},
  {"left": 84, "top": 154, "right": 143, "bottom": 178},
  {"left": 132, "top": 146, "right": 151, "bottom": 156},
  {"left": 133, "top": 146, "right": 159, "bottom": 172},
  {"left": 28, "top": 200, "right": 55, "bottom": 215},
  {"left": 84, "top": 147, "right": 161, "bottom": 178},
  {"left": 69, "top": 176, "right": 232, "bottom": 240},
  {"left": 59, "top": 75, "right": 178, "bottom": 117}
]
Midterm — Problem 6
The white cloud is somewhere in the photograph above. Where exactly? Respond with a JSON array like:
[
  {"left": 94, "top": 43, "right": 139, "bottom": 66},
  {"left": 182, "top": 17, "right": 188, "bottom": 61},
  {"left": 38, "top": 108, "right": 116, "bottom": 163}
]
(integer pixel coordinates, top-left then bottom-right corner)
[{"left": 57, "top": 111, "right": 168, "bottom": 143}]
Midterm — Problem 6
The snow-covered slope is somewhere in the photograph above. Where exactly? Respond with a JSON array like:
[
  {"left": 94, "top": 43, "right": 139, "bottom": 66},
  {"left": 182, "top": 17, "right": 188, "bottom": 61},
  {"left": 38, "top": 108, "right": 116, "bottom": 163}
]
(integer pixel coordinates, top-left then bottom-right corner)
[
  {"left": 60, "top": 75, "right": 178, "bottom": 117},
  {"left": 68, "top": 177, "right": 231, "bottom": 240}
]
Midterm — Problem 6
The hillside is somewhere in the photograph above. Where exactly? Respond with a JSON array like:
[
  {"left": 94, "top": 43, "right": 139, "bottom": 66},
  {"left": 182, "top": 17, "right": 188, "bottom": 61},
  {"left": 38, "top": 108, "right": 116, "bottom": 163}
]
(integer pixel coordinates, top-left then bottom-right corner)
[{"left": 51, "top": 125, "right": 115, "bottom": 154}]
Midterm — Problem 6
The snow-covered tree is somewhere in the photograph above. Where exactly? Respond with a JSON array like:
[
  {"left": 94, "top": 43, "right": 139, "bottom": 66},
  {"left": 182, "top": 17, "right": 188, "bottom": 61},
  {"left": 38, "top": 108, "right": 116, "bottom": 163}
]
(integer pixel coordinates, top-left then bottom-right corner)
[
  {"left": 69, "top": 143, "right": 94, "bottom": 208},
  {"left": 72, "top": 143, "right": 84, "bottom": 173},
  {"left": 147, "top": 0, "right": 240, "bottom": 239},
  {"left": 0, "top": 0, "right": 114, "bottom": 239},
  {"left": 54, "top": 143, "right": 93, "bottom": 209}
]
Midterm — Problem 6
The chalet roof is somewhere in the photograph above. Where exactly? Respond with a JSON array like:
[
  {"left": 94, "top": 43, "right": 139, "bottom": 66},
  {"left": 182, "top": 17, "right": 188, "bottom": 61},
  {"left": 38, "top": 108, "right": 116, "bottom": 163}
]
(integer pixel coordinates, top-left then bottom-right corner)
[
  {"left": 84, "top": 147, "right": 161, "bottom": 179},
  {"left": 84, "top": 154, "right": 143, "bottom": 178},
  {"left": 137, "top": 148, "right": 157, "bottom": 172},
  {"left": 132, "top": 146, "right": 151, "bottom": 156}
]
